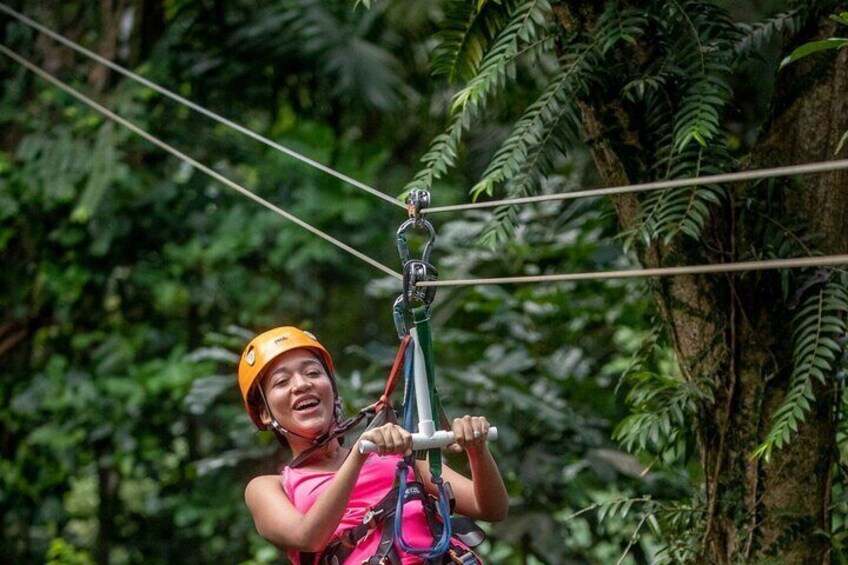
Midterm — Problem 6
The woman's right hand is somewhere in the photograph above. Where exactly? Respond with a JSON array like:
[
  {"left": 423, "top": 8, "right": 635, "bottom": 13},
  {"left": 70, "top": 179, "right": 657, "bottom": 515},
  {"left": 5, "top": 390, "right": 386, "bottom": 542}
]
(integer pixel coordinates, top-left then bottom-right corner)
[{"left": 357, "top": 423, "right": 413, "bottom": 456}]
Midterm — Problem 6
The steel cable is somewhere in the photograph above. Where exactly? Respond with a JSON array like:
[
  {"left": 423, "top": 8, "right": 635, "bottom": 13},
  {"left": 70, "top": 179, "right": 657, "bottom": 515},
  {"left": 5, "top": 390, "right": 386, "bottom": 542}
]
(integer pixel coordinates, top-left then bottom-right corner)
[
  {"left": 0, "top": 3, "right": 406, "bottom": 210},
  {"left": 424, "top": 159, "right": 848, "bottom": 214},
  {"left": 0, "top": 43, "right": 403, "bottom": 280},
  {"left": 417, "top": 255, "right": 848, "bottom": 287}
]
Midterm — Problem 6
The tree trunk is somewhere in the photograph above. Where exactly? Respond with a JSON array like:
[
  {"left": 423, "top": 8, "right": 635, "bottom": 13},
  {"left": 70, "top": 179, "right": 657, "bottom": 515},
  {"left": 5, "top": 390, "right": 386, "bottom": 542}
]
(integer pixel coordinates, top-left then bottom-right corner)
[{"left": 552, "top": 2, "right": 847, "bottom": 562}]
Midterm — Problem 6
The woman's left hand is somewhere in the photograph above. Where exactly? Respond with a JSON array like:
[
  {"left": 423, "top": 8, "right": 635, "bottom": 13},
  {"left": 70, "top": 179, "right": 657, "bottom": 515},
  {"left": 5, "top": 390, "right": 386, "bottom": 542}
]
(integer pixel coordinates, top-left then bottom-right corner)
[{"left": 449, "top": 415, "right": 491, "bottom": 453}]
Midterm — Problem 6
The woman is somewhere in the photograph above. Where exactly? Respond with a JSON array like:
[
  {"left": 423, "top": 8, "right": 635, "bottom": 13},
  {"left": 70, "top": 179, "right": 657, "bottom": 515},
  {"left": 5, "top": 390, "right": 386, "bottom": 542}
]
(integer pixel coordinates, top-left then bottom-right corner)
[{"left": 238, "top": 326, "right": 508, "bottom": 564}]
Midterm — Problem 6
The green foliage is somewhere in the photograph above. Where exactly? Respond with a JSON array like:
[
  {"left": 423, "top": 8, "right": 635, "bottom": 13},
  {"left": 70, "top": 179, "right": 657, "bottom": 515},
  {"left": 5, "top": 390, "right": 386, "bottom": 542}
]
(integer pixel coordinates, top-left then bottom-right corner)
[
  {"left": 46, "top": 538, "right": 95, "bottom": 565},
  {"left": 613, "top": 325, "right": 713, "bottom": 463},
  {"left": 614, "top": 369, "right": 709, "bottom": 464},
  {"left": 780, "top": 12, "right": 848, "bottom": 68},
  {"left": 635, "top": 147, "right": 729, "bottom": 246},
  {"left": 753, "top": 273, "right": 848, "bottom": 461},
  {"left": 469, "top": 53, "right": 579, "bottom": 201},
  {"left": 780, "top": 37, "right": 848, "bottom": 67},
  {"left": 415, "top": 0, "right": 750, "bottom": 248},
  {"left": 431, "top": 0, "right": 515, "bottom": 84},
  {"left": 403, "top": 0, "right": 551, "bottom": 195},
  {"left": 778, "top": 11, "right": 848, "bottom": 155},
  {"left": 650, "top": 500, "right": 704, "bottom": 564},
  {"left": 733, "top": 8, "right": 804, "bottom": 62},
  {"left": 4, "top": 0, "right": 846, "bottom": 562}
]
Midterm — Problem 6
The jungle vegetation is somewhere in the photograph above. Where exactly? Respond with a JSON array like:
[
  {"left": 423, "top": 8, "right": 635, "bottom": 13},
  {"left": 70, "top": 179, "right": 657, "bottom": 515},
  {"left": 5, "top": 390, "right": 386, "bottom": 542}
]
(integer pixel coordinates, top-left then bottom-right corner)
[{"left": 1, "top": 0, "right": 847, "bottom": 563}]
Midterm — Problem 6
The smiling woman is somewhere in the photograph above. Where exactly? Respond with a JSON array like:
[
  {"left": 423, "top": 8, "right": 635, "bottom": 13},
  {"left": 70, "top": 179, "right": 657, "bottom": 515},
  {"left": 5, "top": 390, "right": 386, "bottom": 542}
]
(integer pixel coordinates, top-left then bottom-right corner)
[{"left": 236, "top": 327, "right": 508, "bottom": 564}]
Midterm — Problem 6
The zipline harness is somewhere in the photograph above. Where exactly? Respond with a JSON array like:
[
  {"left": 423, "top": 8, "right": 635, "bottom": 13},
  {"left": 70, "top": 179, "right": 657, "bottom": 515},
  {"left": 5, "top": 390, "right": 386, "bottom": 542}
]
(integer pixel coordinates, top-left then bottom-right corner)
[{"left": 297, "top": 191, "right": 494, "bottom": 565}]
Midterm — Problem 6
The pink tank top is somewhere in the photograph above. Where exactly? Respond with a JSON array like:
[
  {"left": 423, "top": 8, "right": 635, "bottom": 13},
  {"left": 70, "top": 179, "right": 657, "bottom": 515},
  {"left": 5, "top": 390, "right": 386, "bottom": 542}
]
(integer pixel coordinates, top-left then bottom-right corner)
[{"left": 282, "top": 453, "right": 459, "bottom": 564}]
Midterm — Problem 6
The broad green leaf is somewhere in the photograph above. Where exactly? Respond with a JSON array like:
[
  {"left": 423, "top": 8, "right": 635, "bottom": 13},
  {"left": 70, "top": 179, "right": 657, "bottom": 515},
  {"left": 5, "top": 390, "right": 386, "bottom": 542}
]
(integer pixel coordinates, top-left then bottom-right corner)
[{"left": 780, "top": 38, "right": 848, "bottom": 69}]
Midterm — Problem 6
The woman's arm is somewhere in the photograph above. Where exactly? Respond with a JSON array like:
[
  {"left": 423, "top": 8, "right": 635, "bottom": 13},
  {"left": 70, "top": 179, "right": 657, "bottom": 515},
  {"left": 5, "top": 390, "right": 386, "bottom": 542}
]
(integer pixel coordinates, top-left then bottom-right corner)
[
  {"left": 416, "top": 416, "right": 509, "bottom": 522},
  {"left": 245, "top": 424, "right": 413, "bottom": 552}
]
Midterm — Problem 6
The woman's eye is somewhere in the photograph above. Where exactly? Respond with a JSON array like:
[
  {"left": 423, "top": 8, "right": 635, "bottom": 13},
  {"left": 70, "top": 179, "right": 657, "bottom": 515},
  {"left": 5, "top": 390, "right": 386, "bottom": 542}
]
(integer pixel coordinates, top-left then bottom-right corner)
[{"left": 306, "top": 371, "right": 321, "bottom": 378}]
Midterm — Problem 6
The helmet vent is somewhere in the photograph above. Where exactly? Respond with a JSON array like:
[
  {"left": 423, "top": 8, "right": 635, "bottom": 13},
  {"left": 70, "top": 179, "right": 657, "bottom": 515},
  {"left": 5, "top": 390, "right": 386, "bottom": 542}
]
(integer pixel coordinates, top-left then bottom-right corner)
[{"left": 245, "top": 346, "right": 255, "bottom": 366}]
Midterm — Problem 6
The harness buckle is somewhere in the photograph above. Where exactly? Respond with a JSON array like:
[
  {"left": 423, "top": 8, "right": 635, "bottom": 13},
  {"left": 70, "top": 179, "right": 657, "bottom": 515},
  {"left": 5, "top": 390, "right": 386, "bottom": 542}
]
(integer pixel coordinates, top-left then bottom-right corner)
[
  {"left": 362, "top": 507, "right": 384, "bottom": 528},
  {"left": 447, "top": 548, "right": 478, "bottom": 564}
]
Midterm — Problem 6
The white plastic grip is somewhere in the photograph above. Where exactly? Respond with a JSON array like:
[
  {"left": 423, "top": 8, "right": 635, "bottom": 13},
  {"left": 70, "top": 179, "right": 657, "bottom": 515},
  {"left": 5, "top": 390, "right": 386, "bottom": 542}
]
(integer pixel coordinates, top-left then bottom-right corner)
[{"left": 358, "top": 427, "right": 498, "bottom": 454}]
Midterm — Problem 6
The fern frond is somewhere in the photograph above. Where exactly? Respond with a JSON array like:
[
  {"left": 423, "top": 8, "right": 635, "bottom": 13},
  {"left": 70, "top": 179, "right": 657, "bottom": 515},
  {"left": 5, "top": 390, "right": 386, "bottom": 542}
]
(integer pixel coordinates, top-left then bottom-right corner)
[
  {"left": 672, "top": 66, "right": 732, "bottom": 151},
  {"left": 596, "top": 495, "right": 652, "bottom": 523},
  {"left": 431, "top": 0, "right": 514, "bottom": 84},
  {"left": 660, "top": 0, "right": 735, "bottom": 152},
  {"left": 653, "top": 508, "right": 703, "bottom": 565},
  {"left": 638, "top": 147, "right": 729, "bottom": 245},
  {"left": 450, "top": 0, "right": 550, "bottom": 114},
  {"left": 614, "top": 368, "right": 712, "bottom": 463},
  {"left": 594, "top": 4, "right": 649, "bottom": 56},
  {"left": 476, "top": 124, "right": 572, "bottom": 247},
  {"left": 733, "top": 8, "right": 804, "bottom": 63},
  {"left": 403, "top": 0, "right": 551, "bottom": 194},
  {"left": 753, "top": 274, "right": 848, "bottom": 461},
  {"left": 470, "top": 54, "right": 582, "bottom": 200},
  {"left": 478, "top": 203, "right": 521, "bottom": 249}
]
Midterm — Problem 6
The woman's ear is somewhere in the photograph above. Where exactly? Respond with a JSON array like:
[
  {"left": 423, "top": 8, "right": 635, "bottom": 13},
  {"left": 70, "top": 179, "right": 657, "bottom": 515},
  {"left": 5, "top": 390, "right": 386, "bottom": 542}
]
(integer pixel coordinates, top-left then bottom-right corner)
[{"left": 259, "top": 405, "right": 272, "bottom": 428}]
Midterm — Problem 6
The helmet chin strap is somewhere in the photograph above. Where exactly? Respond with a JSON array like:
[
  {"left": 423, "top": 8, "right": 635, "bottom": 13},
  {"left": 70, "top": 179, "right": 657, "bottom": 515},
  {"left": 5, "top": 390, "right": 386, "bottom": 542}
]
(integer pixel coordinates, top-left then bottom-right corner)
[{"left": 256, "top": 382, "right": 337, "bottom": 444}]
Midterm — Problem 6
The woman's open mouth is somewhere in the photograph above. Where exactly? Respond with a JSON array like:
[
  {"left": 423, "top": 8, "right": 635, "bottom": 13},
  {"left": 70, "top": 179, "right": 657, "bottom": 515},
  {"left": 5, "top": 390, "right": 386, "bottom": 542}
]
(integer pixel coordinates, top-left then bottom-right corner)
[{"left": 293, "top": 397, "right": 321, "bottom": 414}]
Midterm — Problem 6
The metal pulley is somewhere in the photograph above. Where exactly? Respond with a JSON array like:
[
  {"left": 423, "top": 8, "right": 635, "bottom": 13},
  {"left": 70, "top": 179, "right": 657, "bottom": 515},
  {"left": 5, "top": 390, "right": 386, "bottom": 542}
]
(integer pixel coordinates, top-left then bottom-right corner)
[
  {"left": 405, "top": 189, "right": 431, "bottom": 220},
  {"left": 402, "top": 260, "right": 438, "bottom": 309}
]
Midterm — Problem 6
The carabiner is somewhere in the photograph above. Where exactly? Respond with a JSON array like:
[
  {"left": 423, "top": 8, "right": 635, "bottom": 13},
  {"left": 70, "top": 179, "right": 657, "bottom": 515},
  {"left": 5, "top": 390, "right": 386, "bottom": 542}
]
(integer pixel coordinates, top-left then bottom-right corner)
[
  {"left": 393, "top": 295, "right": 410, "bottom": 338},
  {"left": 397, "top": 218, "right": 436, "bottom": 265}
]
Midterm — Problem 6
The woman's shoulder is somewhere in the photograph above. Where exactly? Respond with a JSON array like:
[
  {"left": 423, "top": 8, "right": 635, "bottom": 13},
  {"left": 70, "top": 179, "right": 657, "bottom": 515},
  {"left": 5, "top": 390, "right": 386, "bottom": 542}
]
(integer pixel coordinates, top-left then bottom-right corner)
[{"left": 245, "top": 474, "right": 286, "bottom": 501}]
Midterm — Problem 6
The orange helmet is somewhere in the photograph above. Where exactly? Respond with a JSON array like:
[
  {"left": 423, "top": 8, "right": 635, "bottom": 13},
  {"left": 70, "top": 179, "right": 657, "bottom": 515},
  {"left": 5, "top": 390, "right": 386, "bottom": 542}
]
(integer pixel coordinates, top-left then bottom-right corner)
[{"left": 237, "top": 326, "right": 335, "bottom": 429}]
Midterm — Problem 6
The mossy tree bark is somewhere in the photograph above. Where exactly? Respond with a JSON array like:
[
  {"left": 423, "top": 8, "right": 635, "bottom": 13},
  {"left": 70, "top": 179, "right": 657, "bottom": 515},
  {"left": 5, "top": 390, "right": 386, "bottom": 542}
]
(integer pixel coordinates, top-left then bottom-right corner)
[{"left": 552, "top": 1, "right": 848, "bottom": 562}]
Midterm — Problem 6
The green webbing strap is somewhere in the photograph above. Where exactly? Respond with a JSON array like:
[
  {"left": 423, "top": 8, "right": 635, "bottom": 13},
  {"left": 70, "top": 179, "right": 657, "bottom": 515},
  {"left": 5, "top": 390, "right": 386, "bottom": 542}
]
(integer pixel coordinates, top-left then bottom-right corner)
[{"left": 412, "top": 306, "right": 444, "bottom": 478}]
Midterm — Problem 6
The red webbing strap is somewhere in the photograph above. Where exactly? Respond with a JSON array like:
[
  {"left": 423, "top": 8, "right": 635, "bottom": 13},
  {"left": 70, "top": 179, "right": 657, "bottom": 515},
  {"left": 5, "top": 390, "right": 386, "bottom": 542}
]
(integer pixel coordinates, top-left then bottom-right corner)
[{"left": 373, "top": 334, "right": 412, "bottom": 414}]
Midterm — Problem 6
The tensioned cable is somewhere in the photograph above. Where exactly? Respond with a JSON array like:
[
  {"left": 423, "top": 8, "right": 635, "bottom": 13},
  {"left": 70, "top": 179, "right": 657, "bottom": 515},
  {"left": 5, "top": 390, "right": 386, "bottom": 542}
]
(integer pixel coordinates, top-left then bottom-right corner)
[
  {"left": 8, "top": 2, "right": 845, "bottom": 219},
  {"left": 424, "top": 159, "right": 848, "bottom": 214},
  {"left": 0, "top": 43, "right": 403, "bottom": 280},
  {"left": 0, "top": 2, "right": 406, "bottom": 211},
  {"left": 417, "top": 255, "right": 848, "bottom": 287}
]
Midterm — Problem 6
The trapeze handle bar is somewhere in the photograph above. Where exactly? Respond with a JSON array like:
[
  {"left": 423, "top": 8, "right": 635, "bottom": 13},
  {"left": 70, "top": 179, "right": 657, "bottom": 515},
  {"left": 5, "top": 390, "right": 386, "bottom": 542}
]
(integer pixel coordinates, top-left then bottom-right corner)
[{"left": 358, "top": 427, "right": 498, "bottom": 454}]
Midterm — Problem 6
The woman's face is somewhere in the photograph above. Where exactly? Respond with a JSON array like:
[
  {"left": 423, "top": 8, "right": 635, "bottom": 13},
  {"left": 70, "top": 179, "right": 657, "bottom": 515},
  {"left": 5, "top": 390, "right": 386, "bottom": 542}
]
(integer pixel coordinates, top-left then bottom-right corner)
[{"left": 259, "top": 348, "right": 336, "bottom": 440}]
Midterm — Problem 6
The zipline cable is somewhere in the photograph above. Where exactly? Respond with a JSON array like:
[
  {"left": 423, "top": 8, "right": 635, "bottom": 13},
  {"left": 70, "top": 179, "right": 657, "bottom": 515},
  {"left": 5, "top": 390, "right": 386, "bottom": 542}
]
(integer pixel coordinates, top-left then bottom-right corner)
[
  {"left": 0, "top": 3, "right": 406, "bottom": 211},
  {"left": 4, "top": 42, "right": 844, "bottom": 289},
  {"left": 424, "top": 159, "right": 848, "bottom": 214},
  {"left": 0, "top": 43, "right": 403, "bottom": 281},
  {"left": 416, "top": 255, "right": 848, "bottom": 287},
  {"left": 5, "top": 3, "right": 846, "bottom": 220},
  {"left": 4, "top": 30, "right": 846, "bottom": 290}
]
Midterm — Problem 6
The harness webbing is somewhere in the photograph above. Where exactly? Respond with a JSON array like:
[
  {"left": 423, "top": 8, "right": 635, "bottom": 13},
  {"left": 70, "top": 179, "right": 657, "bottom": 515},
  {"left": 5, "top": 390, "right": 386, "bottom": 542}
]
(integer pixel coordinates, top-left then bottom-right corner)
[
  {"left": 412, "top": 306, "right": 445, "bottom": 478},
  {"left": 390, "top": 309, "right": 456, "bottom": 560},
  {"left": 297, "top": 330, "right": 485, "bottom": 565}
]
